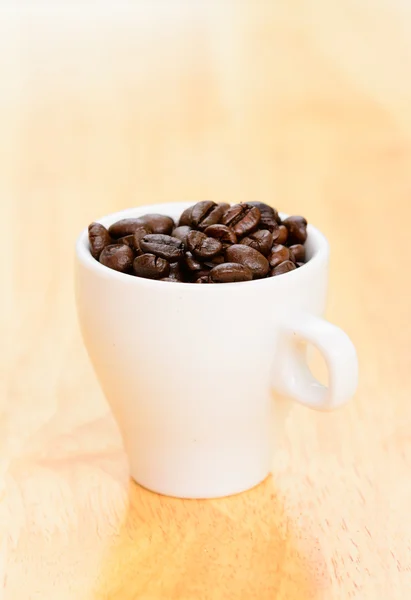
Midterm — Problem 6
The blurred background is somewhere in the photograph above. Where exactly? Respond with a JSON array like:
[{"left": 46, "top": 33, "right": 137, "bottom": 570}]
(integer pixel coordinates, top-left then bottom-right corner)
[
  {"left": 2, "top": 0, "right": 411, "bottom": 339},
  {"left": 2, "top": 1, "right": 411, "bottom": 320},
  {"left": 3, "top": 1, "right": 411, "bottom": 213},
  {"left": 1, "top": 2, "right": 411, "bottom": 599}
]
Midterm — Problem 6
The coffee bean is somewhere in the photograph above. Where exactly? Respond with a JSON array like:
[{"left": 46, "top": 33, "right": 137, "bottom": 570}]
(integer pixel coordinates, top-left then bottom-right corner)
[
  {"left": 204, "top": 224, "right": 237, "bottom": 246},
  {"left": 117, "top": 235, "right": 136, "bottom": 249},
  {"left": 172, "top": 225, "right": 192, "bottom": 245},
  {"left": 197, "top": 203, "right": 227, "bottom": 230},
  {"left": 91, "top": 202, "right": 309, "bottom": 282},
  {"left": 108, "top": 218, "right": 142, "bottom": 239},
  {"left": 289, "top": 244, "right": 305, "bottom": 263},
  {"left": 282, "top": 216, "right": 307, "bottom": 245},
  {"left": 222, "top": 203, "right": 261, "bottom": 237},
  {"left": 204, "top": 254, "right": 225, "bottom": 268},
  {"left": 192, "top": 269, "right": 211, "bottom": 282},
  {"left": 140, "top": 234, "right": 184, "bottom": 261},
  {"left": 133, "top": 254, "right": 170, "bottom": 279},
  {"left": 169, "top": 261, "right": 184, "bottom": 281},
  {"left": 118, "top": 225, "right": 151, "bottom": 253},
  {"left": 209, "top": 263, "right": 253, "bottom": 283},
  {"left": 179, "top": 201, "right": 226, "bottom": 230},
  {"left": 271, "top": 260, "right": 296, "bottom": 276},
  {"left": 248, "top": 202, "right": 281, "bottom": 230},
  {"left": 225, "top": 244, "right": 269, "bottom": 278},
  {"left": 99, "top": 244, "right": 134, "bottom": 273},
  {"left": 187, "top": 230, "right": 223, "bottom": 260},
  {"left": 189, "top": 201, "right": 216, "bottom": 228},
  {"left": 272, "top": 224, "right": 288, "bottom": 245},
  {"left": 240, "top": 229, "right": 273, "bottom": 256},
  {"left": 178, "top": 201, "right": 210, "bottom": 228},
  {"left": 268, "top": 244, "right": 291, "bottom": 268},
  {"left": 137, "top": 214, "right": 174, "bottom": 235},
  {"left": 184, "top": 252, "right": 202, "bottom": 272},
  {"left": 178, "top": 206, "right": 193, "bottom": 227},
  {"left": 133, "top": 225, "right": 153, "bottom": 252},
  {"left": 109, "top": 214, "right": 173, "bottom": 238},
  {"left": 88, "top": 222, "right": 112, "bottom": 259}
]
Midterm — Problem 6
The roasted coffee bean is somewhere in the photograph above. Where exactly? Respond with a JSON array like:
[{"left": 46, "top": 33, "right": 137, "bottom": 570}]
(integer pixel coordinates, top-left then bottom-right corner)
[
  {"left": 172, "top": 225, "right": 192, "bottom": 245},
  {"left": 184, "top": 252, "right": 202, "bottom": 271},
  {"left": 88, "top": 222, "right": 112, "bottom": 259},
  {"left": 240, "top": 229, "right": 273, "bottom": 256},
  {"left": 91, "top": 202, "right": 308, "bottom": 282},
  {"left": 108, "top": 218, "right": 141, "bottom": 239},
  {"left": 197, "top": 203, "right": 227, "bottom": 230},
  {"left": 209, "top": 263, "right": 253, "bottom": 283},
  {"left": 117, "top": 235, "right": 136, "bottom": 249},
  {"left": 187, "top": 230, "right": 223, "bottom": 260},
  {"left": 178, "top": 206, "right": 193, "bottom": 227},
  {"left": 272, "top": 224, "right": 288, "bottom": 245},
  {"left": 133, "top": 253, "right": 170, "bottom": 279},
  {"left": 221, "top": 203, "right": 261, "bottom": 237},
  {"left": 109, "top": 214, "right": 173, "bottom": 238},
  {"left": 248, "top": 202, "right": 281, "bottom": 230},
  {"left": 118, "top": 224, "right": 151, "bottom": 253},
  {"left": 138, "top": 214, "right": 174, "bottom": 235},
  {"left": 192, "top": 269, "right": 211, "bottom": 281},
  {"left": 133, "top": 225, "right": 153, "bottom": 251},
  {"left": 177, "top": 201, "right": 209, "bottom": 228},
  {"left": 169, "top": 261, "right": 184, "bottom": 281},
  {"left": 204, "top": 224, "right": 237, "bottom": 246},
  {"left": 270, "top": 260, "right": 296, "bottom": 276},
  {"left": 204, "top": 254, "right": 225, "bottom": 268},
  {"left": 189, "top": 201, "right": 216, "bottom": 228},
  {"left": 180, "top": 201, "right": 226, "bottom": 230},
  {"left": 140, "top": 234, "right": 184, "bottom": 261},
  {"left": 225, "top": 244, "right": 269, "bottom": 278},
  {"left": 268, "top": 244, "right": 291, "bottom": 268},
  {"left": 289, "top": 244, "right": 306, "bottom": 263},
  {"left": 282, "top": 216, "right": 307, "bottom": 245},
  {"left": 99, "top": 244, "right": 134, "bottom": 273}
]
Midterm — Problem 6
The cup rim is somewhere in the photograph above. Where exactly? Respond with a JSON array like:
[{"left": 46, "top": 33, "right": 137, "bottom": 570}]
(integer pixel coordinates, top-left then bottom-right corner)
[{"left": 76, "top": 202, "right": 329, "bottom": 289}]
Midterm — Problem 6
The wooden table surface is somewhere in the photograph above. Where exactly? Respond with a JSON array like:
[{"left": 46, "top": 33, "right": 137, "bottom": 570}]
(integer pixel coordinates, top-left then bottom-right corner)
[{"left": 1, "top": 3, "right": 411, "bottom": 599}]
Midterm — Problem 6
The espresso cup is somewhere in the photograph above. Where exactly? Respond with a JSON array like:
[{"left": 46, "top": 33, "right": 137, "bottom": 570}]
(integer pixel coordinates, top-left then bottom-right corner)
[{"left": 75, "top": 202, "right": 358, "bottom": 498}]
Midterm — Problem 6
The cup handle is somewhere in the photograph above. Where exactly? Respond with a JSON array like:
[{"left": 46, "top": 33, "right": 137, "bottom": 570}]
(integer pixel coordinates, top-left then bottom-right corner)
[{"left": 272, "top": 313, "right": 358, "bottom": 411}]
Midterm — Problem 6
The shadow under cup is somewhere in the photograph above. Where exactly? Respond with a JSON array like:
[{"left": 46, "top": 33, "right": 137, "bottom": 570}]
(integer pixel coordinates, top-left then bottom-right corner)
[{"left": 75, "top": 202, "right": 358, "bottom": 499}]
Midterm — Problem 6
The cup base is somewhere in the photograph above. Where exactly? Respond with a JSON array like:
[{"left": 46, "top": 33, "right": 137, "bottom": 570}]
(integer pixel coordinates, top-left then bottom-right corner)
[{"left": 130, "top": 470, "right": 272, "bottom": 499}]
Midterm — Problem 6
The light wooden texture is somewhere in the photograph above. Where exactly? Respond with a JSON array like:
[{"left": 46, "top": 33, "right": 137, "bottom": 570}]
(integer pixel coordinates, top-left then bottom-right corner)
[{"left": 1, "top": 2, "right": 411, "bottom": 599}]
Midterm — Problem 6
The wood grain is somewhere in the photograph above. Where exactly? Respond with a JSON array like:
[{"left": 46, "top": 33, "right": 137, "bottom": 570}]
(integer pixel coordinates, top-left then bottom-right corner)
[{"left": 1, "top": 2, "right": 411, "bottom": 599}]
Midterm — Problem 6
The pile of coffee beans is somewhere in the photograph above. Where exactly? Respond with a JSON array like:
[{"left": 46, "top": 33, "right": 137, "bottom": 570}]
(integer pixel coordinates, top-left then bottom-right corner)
[{"left": 88, "top": 202, "right": 308, "bottom": 283}]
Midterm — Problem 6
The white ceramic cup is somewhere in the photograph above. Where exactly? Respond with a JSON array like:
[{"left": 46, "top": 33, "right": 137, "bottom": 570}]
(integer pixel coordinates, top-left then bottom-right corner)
[{"left": 75, "top": 202, "right": 358, "bottom": 499}]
